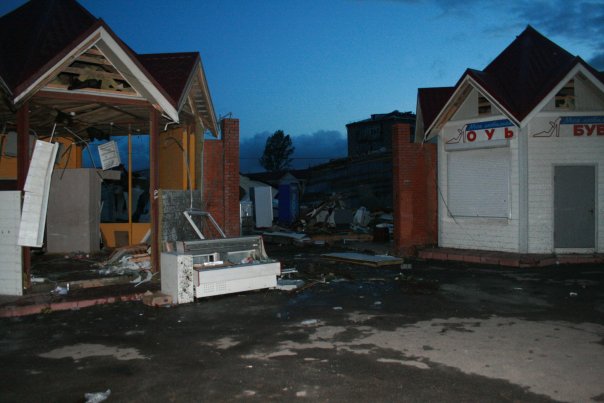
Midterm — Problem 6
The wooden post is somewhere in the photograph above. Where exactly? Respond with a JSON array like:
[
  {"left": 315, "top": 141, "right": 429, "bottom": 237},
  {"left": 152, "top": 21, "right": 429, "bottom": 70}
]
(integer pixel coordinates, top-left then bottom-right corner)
[
  {"left": 128, "top": 130, "right": 133, "bottom": 244},
  {"left": 149, "top": 108, "right": 160, "bottom": 273},
  {"left": 16, "top": 102, "right": 31, "bottom": 288}
]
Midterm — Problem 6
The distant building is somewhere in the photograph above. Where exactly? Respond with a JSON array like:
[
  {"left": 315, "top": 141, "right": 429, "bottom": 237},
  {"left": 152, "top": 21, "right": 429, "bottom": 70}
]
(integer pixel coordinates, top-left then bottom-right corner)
[
  {"left": 346, "top": 110, "right": 416, "bottom": 156},
  {"left": 304, "top": 111, "right": 416, "bottom": 211}
]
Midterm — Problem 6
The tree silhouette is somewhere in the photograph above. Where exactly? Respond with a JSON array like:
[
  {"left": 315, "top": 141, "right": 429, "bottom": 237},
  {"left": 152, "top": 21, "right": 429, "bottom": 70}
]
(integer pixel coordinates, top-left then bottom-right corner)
[{"left": 259, "top": 130, "right": 294, "bottom": 171}]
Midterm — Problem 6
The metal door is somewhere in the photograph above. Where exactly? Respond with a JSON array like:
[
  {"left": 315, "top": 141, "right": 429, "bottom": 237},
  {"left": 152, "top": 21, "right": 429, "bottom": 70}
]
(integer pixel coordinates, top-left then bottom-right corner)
[{"left": 554, "top": 165, "right": 596, "bottom": 248}]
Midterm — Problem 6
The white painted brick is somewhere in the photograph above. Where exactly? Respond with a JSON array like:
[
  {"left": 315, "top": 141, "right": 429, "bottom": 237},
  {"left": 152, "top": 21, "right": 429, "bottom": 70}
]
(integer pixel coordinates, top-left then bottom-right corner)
[{"left": 527, "top": 125, "right": 604, "bottom": 253}]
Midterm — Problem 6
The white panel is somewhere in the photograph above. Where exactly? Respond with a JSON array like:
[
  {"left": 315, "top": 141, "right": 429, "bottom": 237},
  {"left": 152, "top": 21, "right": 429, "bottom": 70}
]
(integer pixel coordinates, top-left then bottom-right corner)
[
  {"left": 0, "top": 191, "right": 23, "bottom": 296},
  {"left": 527, "top": 114, "right": 604, "bottom": 253},
  {"left": 161, "top": 253, "right": 194, "bottom": 304},
  {"left": 447, "top": 148, "right": 510, "bottom": 218},
  {"left": 253, "top": 187, "right": 273, "bottom": 228},
  {"left": 18, "top": 141, "right": 59, "bottom": 247}
]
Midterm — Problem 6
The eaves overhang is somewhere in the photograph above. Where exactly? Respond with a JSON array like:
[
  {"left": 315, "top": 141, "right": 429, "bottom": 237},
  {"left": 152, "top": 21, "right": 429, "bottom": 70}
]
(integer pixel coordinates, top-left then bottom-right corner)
[
  {"left": 424, "top": 74, "right": 520, "bottom": 140},
  {"left": 10, "top": 23, "right": 180, "bottom": 123}
]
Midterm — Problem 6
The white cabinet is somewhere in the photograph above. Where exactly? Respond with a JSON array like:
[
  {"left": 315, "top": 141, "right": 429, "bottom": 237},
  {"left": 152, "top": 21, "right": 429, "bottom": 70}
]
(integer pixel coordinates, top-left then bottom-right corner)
[{"left": 161, "top": 236, "right": 280, "bottom": 304}]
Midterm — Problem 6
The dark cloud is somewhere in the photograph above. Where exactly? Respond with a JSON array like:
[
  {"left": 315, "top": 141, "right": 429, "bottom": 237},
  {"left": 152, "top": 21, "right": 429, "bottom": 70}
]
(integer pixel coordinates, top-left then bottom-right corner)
[
  {"left": 589, "top": 53, "right": 604, "bottom": 70},
  {"left": 375, "top": 0, "right": 604, "bottom": 69},
  {"left": 506, "top": 0, "right": 604, "bottom": 70},
  {"left": 239, "top": 130, "right": 347, "bottom": 173}
]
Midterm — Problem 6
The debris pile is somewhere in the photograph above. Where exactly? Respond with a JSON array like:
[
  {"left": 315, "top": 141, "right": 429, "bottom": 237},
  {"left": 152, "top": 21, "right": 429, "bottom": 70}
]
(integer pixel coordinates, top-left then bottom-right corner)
[
  {"left": 262, "top": 192, "right": 395, "bottom": 247},
  {"left": 94, "top": 244, "right": 155, "bottom": 287}
]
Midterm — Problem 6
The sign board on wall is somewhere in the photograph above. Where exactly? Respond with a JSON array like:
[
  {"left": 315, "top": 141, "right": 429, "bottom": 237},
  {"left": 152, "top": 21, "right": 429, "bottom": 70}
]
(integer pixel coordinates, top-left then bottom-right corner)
[
  {"left": 444, "top": 119, "right": 516, "bottom": 150},
  {"left": 531, "top": 116, "right": 604, "bottom": 138}
]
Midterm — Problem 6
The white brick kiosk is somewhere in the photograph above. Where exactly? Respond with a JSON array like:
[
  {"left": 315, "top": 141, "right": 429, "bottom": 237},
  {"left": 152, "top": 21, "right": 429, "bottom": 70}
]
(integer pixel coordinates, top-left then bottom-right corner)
[{"left": 417, "top": 26, "right": 604, "bottom": 254}]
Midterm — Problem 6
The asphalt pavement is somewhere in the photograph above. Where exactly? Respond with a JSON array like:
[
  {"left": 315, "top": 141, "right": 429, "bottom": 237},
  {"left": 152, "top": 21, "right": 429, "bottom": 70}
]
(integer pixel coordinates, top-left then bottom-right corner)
[{"left": 1, "top": 247, "right": 603, "bottom": 403}]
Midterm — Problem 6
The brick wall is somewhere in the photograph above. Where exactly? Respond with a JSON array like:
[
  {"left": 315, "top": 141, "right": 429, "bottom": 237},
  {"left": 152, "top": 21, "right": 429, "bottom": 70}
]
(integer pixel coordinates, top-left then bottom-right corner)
[
  {"left": 202, "top": 118, "right": 240, "bottom": 238},
  {"left": 392, "top": 123, "right": 437, "bottom": 256}
]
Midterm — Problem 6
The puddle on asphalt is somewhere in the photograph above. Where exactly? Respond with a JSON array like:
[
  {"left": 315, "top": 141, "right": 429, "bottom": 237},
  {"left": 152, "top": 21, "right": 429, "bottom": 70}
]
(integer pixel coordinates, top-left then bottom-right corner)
[
  {"left": 39, "top": 343, "right": 147, "bottom": 361},
  {"left": 239, "top": 315, "right": 604, "bottom": 403}
]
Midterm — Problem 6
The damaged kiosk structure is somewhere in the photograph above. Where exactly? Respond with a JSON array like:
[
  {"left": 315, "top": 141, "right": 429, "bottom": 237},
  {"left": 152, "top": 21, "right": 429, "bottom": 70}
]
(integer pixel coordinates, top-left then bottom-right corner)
[{"left": 0, "top": 0, "right": 280, "bottom": 300}]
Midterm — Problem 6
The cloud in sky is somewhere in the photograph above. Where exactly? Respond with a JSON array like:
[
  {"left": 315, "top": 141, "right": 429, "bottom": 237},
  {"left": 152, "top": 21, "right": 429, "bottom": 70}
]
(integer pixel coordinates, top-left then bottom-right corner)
[
  {"left": 507, "top": 0, "right": 604, "bottom": 69},
  {"left": 377, "top": 0, "right": 604, "bottom": 69},
  {"left": 429, "top": 0, "right": 604, "bottom": 69},
  {"left": 240, "top": 130, "right": 347, "bottom": 174}
]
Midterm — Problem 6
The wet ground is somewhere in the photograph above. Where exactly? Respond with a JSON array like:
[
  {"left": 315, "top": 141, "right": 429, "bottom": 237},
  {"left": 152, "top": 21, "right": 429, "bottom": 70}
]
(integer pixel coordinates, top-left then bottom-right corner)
[{"left": 1, "top": 244, "right": 603, "bottom": 402}]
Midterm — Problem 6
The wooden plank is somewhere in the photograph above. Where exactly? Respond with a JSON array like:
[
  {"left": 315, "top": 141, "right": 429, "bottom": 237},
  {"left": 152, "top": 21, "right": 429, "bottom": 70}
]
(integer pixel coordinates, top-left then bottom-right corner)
[
  {"left": 150, "top": 108, "right": 160, "bottom": 273},
  {"left": 310, "top": 233, "right": 373, "bottom": 243},
  {"left": 321, "top": 252, "right": 403, "bottom": 267},
  {"left": 35, "top": 89, "right": 148, "bottom": 105},
  {"left": 66, "top": 275, "right": 135, "bottom": 290},
  {"left": 62, "top": 66, "right": 125, "bottom": 81},
  {"left": 76, "top": 55, "right": 114, "bottom": 66}
]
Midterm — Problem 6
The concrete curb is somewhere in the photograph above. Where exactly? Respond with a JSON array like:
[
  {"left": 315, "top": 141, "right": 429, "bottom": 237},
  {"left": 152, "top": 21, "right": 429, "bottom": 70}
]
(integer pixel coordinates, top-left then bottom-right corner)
[{"left": 0, "top": 292, "right": 145, "bottom": 318}]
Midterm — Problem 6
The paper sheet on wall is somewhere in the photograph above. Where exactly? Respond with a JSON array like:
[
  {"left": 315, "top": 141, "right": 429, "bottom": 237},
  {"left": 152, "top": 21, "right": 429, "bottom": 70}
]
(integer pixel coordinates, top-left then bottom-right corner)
[{"left": 98, "top": 140, "right": 120, "bottom": 170}]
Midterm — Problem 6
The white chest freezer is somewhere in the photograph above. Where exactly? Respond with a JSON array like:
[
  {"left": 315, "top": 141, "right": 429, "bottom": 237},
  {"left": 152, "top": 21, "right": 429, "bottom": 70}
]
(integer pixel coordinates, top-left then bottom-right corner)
[{"left": 161, "top": 236, "right": 280, "bottom": 304}]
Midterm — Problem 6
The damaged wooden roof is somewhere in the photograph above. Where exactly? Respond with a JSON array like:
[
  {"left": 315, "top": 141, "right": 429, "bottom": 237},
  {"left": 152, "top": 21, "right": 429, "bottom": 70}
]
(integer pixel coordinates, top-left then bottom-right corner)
[
  {"left": 0, "top": 0, "right": 218, "bottom": 137},
  {"left": 419, "top": 26, "right": 604, "bottom": 140}
]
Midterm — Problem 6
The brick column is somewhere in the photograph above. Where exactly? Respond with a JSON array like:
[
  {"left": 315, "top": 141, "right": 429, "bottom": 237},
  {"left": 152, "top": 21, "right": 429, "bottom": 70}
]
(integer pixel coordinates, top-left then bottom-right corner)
[
  {"left": 221, "top": 118, "right": 240, "bottom": 237},
  {"left": 202, "top": 118, "right": 240, "bottom": 238},
  {"left": 392, "top": 123, "right": 437, "bottom": 256}
]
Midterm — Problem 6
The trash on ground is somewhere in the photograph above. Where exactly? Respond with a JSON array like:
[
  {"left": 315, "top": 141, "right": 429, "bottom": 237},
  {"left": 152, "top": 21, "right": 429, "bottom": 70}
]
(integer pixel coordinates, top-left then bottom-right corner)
[
  {"left": 51, "top": 284, "right": 69, "bottom": 296},
  {"left": 131, "top": 270, "right": 155, "bottom": 287},
  {"left": 142, "top": 291, "right": 172, "bottom": 307},
  {"left": 84, "top": 389, "right": 111, "bottom": 403},
  {"left": 280, "top": 267, "right": 298, "bottom": 277},
  {"left": 300, "top": 319, "right": 319, "bottom": 326},
  {"left": 276, "top": 279, "right": 305, "bottom": 291},
  {"left": 569, "top": 292, "right": 578, "bottom": 297}
]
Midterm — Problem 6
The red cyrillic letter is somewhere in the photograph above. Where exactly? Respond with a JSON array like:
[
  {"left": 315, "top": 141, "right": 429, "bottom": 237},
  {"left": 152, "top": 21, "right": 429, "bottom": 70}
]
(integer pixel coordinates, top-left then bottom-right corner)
[
  {"left": 504, "top": 128, "right": 514, "bottom": 138},
  {"left": 485, "top": 129, "right": 495, "bottom": 140},
  {"left": 574, "top": 125, "right": 584, "bottom": 136},
  {"left": 466, "top": 131, "right": 476, "bottom": 142}
]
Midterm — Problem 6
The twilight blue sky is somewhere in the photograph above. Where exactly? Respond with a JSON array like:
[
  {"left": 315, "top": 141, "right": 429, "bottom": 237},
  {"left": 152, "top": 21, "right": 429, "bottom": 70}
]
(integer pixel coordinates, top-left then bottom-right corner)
[{"left": 2, "top": 0, "right": 603, "bottom": 172}]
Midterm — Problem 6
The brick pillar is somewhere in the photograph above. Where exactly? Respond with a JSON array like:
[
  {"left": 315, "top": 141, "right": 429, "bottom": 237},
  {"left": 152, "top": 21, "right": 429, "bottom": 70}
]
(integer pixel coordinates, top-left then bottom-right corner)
[
  {"left": 221, "top": 118, "right": 240, "bottom": 237},
  {"left": 392, "top": 123, "right": 437, "bottom": 256},
  {"left": 202, "top": 118, "right": 240, "bottom": 238}
]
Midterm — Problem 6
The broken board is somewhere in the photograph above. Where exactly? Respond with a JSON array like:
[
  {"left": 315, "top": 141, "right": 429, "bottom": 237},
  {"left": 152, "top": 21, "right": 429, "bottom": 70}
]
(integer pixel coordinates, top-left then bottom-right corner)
[{"left": 321, "top": 252, "right": 403, "bottom": 267}]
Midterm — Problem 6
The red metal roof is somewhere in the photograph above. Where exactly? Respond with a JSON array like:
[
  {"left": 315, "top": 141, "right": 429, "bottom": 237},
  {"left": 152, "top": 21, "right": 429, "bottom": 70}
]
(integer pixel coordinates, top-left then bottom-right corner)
[
  {"left": 417, "top": 87, "right": 454, "bottom": 130},
  {"left": 0, "top": 0, "right": 99, "bottom": 97},
  {"left": 419, "top": 26, "right": 604, "bottom": 134},
  {"left": 137, "top": 52, "right": 200, "bottom": 108},
  {"left": 0, "top": 0, "right": 205, "bottom": 112}
]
